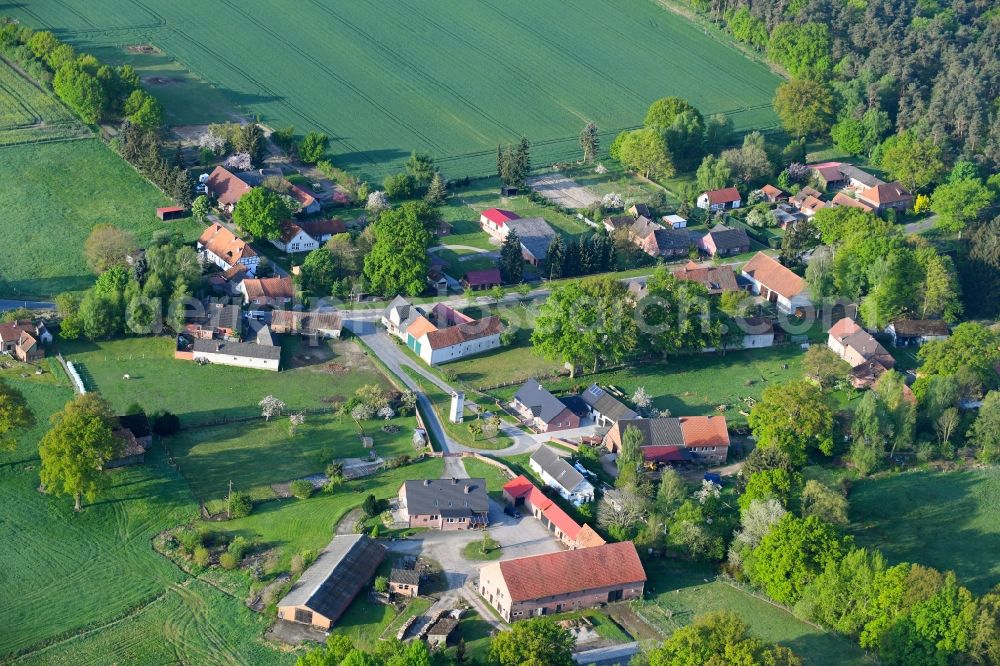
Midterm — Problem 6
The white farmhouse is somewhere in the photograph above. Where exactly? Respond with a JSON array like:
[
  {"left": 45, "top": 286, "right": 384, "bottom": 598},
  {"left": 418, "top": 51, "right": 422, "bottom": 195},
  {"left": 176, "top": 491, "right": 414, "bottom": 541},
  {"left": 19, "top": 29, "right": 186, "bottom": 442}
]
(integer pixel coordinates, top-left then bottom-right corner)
[
  {"left": 529, "top": 445, "right": 595, "bottom": 505},
  {"left": 740, "top": 252, "right": 812, "bottom": 315}
]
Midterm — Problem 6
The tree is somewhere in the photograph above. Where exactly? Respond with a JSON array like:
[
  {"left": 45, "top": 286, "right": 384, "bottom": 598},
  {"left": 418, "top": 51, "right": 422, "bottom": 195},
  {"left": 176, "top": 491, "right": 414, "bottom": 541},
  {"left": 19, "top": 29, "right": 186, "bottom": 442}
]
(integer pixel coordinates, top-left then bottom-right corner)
[
  {"left": 647, "top": 612, "right": 802, "bottom": 666},
  {"left": 960, "top": 216, "right": 1000, "bottom": 318},
  {"left": 498, "top": 229, "right": 523, "bottom": 284},
  {"left": 191, "top": 194, "right": 210, "bottom": 222},
  {"left": 739, "top": 468, "right": 800, "bottom": 513},
  {"left": 969, "top": 587, "right": 1000, "bottom": 665},
  {"left": 748, "top": 380, "right": 834, "bottom": 466},
  {"left": 914, "top": 323, "right": 1000, "bottom": 397},
  {"left": 656, "top": 467, "right": 687, "bottom": 515},
  {"left": 615, "top": 425, "right": 645, "bottom": 490},
  {"left": 615, "top": 128, "right": 674, "bottom": 179},
  {"left": 878, "top": 131, "right": 946, "bottom": 192},
  {"left": 259, "top": 395, "right": 286, "bottom": 421},
  {"left": 773, "top": 78, "right": 834, "bottom": 138},
  {"left": 801, "top": 547, "right": 890, "bottom": 637},
  {"left": 766, "top": 22, "right": 832, "bottom": 79},
  {"left": 873, "top": 370, "right": 916, "bottom": 457},
  {"left": 53, "top": 61, "right": 106, "bottom": 124},
  {"left": 638, "top": 268, "right": 723, "bottom": 358},
  {"left": 300, "top": 248, "right": 339, "bottom": 295},
  {"left": 850, "top": 391, "right": 888, "bottom": 476},
  {"left": 730, "top": 498, "right": 786, "bottom": 565},
  {"left": 968, "top": 391, "right": 1000, "bottom": 463},
  {"left": 915, "top": 247, "right": 963, "bottom": 321},
  {"left": 545, "top": 235, "right": 566, "bottom": 279},
  {"left": 580, "top": 121, "right": 599, "bottom": 163},
  {"left": 800, "top": 480, "right": 848, "bottom": 525},
  {"left": 745, "top": 514, "right": 850, "bottom": 605},
  {"left": 78, "top": 289, "right": 124, "bottom": 340},
  {"left": 931, "top": 178, "right": 994, "bottom": 233},
  {"left": 366, "top": 190, "right": 389, "bottom": 219},
  {"left": 363, "top": 202, "right": 432, "bottom": 297},
  {"left": 880, "top": 572, "right": 976, "bottom": 666},
  {"left": 233, "top": 187, "right": 290, "bottom": 241},
  {"left": 424, "top": 171, "right": 447, "bottom": 205},
  {"left": 234, "top": 122, "right": 265, "bottom": 165},
  {"left": 123, "top": 89, "right": 163, "bottom": 131},
  {"left": 383, "top": 172, "right": 416, "bottom": 200},
  {"left": 405, "top": 151, "right": 436, "bottom": 187},
  {"left": 0, "top": 380, "right": 33, "bottom": 452},
  {"left": 39, "top": 394, "right": 121, "bottom": 511},
  {"left": 721, "top": 132, "right": 772, "bottom": 185},
  {"left": 704, "top": 114, "right": 734, "bottom": 154},
  {"left": 644, "top": 96, "right": 703, "bottom": 133},
  {"left": 489, "top": 618, "right": 574, "bottom": 666},
  {"left": 695, "top": 155, "right": 732, "bottom": 192},
  {"left": 802, "top": 344, "right": 850, "bottom": 389},
  {"left": 84, "top": 224, "right": 137, "bottom": 274},
  {"left": 597, "top": 487, "right": 646, "bottom": 538},
  {"left": 297, "top": 132, "right": 329, "bottom": 164}
]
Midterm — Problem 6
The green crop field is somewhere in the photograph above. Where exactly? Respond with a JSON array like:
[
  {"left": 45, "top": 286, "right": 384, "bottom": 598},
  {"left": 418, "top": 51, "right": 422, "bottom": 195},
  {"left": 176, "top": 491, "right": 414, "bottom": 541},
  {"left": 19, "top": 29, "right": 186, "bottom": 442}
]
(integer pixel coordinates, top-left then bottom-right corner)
[
  {"left": 848, "top": 469, "right": 1000, "bottom": 595},
  {"left": 0, "top": 139, "right": 199, "bottom": 298},
  {"left": 0, "top": 57, "right": 87, "bottom": 146},
  {"left": 7, "top": 1, "right": 781, "bottom": 180}
]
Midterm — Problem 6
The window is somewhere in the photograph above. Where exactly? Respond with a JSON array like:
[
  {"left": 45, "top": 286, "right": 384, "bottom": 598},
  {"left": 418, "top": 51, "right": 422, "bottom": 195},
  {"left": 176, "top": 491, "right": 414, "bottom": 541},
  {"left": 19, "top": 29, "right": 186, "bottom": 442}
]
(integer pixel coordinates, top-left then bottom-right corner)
[{"left": 294, "top": 608, "right": 314, "bottom": 624}]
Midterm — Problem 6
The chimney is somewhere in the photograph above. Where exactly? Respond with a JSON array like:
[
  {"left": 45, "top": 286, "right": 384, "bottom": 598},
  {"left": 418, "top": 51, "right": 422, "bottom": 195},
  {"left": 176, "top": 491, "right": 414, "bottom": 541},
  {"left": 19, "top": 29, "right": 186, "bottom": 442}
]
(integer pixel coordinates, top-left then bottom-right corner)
[
  {"left": 464, "top": 485, "right": 471, "bottom": 494},
  {"left": 423, "top": 479, "right": 431, "bottom": 486}
]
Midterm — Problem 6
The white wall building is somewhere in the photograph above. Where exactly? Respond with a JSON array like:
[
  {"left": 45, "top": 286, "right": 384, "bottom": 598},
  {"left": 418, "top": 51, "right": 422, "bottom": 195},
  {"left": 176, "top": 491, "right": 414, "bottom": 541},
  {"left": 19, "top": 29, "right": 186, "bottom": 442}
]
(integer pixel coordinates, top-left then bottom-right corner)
[{"left": 529, "top": 445, "right": 595, "bottom": 505}]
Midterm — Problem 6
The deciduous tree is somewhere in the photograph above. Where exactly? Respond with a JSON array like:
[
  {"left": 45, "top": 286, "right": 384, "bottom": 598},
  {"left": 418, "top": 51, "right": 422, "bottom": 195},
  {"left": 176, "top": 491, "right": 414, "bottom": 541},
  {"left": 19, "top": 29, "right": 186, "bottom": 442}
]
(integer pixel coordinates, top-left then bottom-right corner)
[
  {"left": 363, "top": 202, "right": 432, "bottom": 297},
  {"left": 0, "top": 380, "right": 33, "bottom": 452},
  {"left": 773, "top": 78, "right": 834, "bottom": 138},
  {"left": 233, "top": 187, "right": 290, "bottom": 240},
  {"left": 748, "top": 380, "right": 834, "bottom": 466},
  {"left": 647, "top": 611, "right": 802, "bottom": 666},
  {"left": 84, "top": 224, "right": 137, "bottom": 274},
  {"left": 489, "top": 618, "right": 574, "bottom": 666}
]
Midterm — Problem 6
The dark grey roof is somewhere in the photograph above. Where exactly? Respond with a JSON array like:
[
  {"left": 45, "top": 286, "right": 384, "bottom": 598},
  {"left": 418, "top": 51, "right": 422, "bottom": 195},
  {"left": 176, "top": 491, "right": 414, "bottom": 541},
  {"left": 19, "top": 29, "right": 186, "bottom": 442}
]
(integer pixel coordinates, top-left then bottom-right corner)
[
  {"left": 428, "top": 617, "right": 459, "bottom": 636},
  {"left": 651, "top": 228, "right": 691, "bottom": 250},
  {"left": 706, "top": 225, "right": 750, "bottom": 252},
  {"left": 531, "top": 445, "right": 586, "bottom": 494},
  {"left": 402, "top": 478, "right": 489, "bottom": 516},
  {"left": 390, "top": 568, "right": 420, "bottom": 586},
  {"left": 618, "top": 418, "right": 684, "bottom": 447},
  {"left": 189, "top": 301, "right": 243, "bottom": 330},
  {"left": 631, "top": 203, "right": 652, "bottom": 218},
  {"left": 559, "top": 395, "right": 589, "bottom": 418},
  {"left": 581, "top": 384, "right": 638, "bottom": 423},
  {"left": 118, "top": 412, "right": 151, "bottom": 438},
  {"left": 514, "top": 379, "right": 569, "bottom": 424},
  {"left": 254, "top": 322, "right": 275, "bottom": 346},
  {"left": 838, "top": 164, "right": 884, "bottom": 188},
  {"left": 604, "top": 215, "right": 634, "bottom": 230},
  {"left": 382, "top": 295, "right": 413, "bottom": 323},
  {"left": 506, "top": 217, "right": 556, "bottom": 260},
  {"left": 192, "top": 338, "right": 282, "bottom": 360},
  {"left": 278, "top": 534, "right": 386, "bottom": 622}
]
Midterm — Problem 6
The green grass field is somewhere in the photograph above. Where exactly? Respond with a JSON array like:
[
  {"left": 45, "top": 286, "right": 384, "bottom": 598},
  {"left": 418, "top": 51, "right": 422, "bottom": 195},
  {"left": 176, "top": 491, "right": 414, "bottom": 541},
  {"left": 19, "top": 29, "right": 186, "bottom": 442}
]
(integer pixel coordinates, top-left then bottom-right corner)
[
  {"left": 8, "top": 1, "right": 781, "bottom": 180},
  {"left": 0, "top": 57, "right": 87, "bottom": 145},
  {"left": 642, "top": 561, "right": 872, "bottom": 665},
  {"left": 0, "top": 139, "right": 199, "bottom": 297},
  {"left": 848, "top": 469, "right": 1000, "bottom": 595}
]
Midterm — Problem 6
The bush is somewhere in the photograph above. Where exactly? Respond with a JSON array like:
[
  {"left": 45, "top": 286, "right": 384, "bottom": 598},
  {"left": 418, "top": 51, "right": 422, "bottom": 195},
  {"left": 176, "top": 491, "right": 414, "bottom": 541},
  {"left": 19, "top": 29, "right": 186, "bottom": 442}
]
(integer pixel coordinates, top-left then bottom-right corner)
[
  {"left": 219, "top": 552, "right": 238, "bottom": 570},
  {"left": 290, "top": 479, "right": 313, "bottom": 499},
  {"left": 228, "top": 536, "right": 251, "bottom": 561},
  {"left": 192, "top": 545, "right": 210, "bottom": 567},
  {"left": 383, "top": 172, "right": 416, "bottom": 199},
  {"left": 228, "top": 491, "right": 253, "bottom": 519},
  {"left": 290, "top": 554, "right": 305, "bottom": 575},
  {"left": 370, "top": 523, "right": 380, "bottom": 538},
  {"left": 150, "top": 410, "right": 180, "bottom": 436},
  {"left": 176, "top": 527, "right": 202, "bottom": 555},
  {"left": 374, "top": 575, "right": 389, "bottom": 594},
  {"left": 362, "top": 493, "right": 381, "bottom": 518}
]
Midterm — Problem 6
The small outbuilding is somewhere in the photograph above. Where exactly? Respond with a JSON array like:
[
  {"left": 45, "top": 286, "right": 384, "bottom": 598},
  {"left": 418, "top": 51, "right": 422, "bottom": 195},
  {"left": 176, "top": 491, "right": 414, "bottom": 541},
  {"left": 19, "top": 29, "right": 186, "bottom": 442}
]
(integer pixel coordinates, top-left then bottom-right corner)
[{"left": 156, "top": 205, "right": 186, "bottom": 221}]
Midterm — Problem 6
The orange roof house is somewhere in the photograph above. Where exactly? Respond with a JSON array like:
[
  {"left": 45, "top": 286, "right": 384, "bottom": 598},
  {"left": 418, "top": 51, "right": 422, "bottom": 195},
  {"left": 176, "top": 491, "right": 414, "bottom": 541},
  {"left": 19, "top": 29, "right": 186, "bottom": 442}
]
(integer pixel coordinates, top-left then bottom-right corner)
[
  {"left": 240, "top": 276, "right": 294, "bottom": 306},
  {"left": 672, "top": 261, "right": 739, "bottom": 294},
  {"left": 198, "top": 224, "right": 260, "bottom": 275},
  {"left": 206, "top": 165, "right": 253, "bottom": 208},
  {"left": 827, "top": 317, "right": 896, "bottom": 388},
  {"left": 740, "top": 252, "right": 811, "bottom": 314},
  {"left": 603, "top": 415, "right": 730, "bottom": 466}
]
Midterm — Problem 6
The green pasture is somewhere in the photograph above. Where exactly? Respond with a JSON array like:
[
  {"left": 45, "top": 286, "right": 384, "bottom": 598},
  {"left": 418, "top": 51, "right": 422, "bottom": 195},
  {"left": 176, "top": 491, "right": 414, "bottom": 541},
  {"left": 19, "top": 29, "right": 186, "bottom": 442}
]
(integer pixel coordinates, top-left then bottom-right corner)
[{"left": 0, "top": 57, "right": 86, "bottom": 146}]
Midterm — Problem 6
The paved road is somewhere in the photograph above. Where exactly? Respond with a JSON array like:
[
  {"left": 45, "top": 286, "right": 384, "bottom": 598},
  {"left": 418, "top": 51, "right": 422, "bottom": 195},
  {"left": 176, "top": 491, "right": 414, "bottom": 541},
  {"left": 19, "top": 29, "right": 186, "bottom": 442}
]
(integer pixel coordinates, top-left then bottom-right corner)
[{"left": 0, "top": 299, "right": 55, "bottom": 311}]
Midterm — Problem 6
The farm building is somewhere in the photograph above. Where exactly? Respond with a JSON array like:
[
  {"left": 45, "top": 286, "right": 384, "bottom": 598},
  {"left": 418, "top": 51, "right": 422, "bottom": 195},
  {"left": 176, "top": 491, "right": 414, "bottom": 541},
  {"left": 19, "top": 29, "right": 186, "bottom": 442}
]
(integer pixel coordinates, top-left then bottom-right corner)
[
  {"left": 504, "top": 217, "right": 557, "bottom": 266},
  {"left": 0, "top": 320, "right": 51, "bottom": 362},
  {"left": 480, "top": 208, "right": 520, "bottom": 237},
  {"left": 604, "top": 415, "right": 730, "bottom": 466},
  {"left": 240, "top": 276, "right": 294, "bottom": 308},
  {"left": 740, "top": 252, "right": 812, "bottom": 315},
  {"left": 827, "top": 317, "right": 896, "bottom": 388},
  {"left": 672, "top": 261, "right": 739, "bottom": 294},
  {"left": 502, "top": 475, "right": 605, "bottom": 550},
  {"left": 831, "top": 192, "right": 875, "bottom": 212},
  {"left": 529, "top": 445, "right": 595, "bottom": 505},
  {"left": 277, "top": 534, "right": 386, "bottom": 629},
  {"left": 512, "top": 379, "right": 581, "bottom": 433},
  {"left": 206, "top": 166, "right": 253, "bottom": 211},
  {"left": 383, "top": 299, "right": 502, "bottom": 365},
  {"left": 155, "top": 205, "right": 186, "bottom": 221},
  {"left": 662, "top": 214, "right": 687, "bottom": 229},
  {"left": 856, "top": 182, "right": 913, "bottom": 213},
  {"left": 104, "top": 412, "right": 153, "bottom": 469},
  {"left": 696, "top": 187, "right": 741, "bottom": 211},
  {"left": 189, "top": 336, "right": 281, "bottom": 371},
  {"left": 580, "top": 384, "right": 638, "bottom": 427},
  {"left": 270, "top": 310, "right": 342, "bottom": 339},
  {"left": 698, "top": 224, "right": 750, "bottom": 257},
  {"left": 197, "top": 224, "right": 259, "bottom": 276},
  {"left": 389, "top": 566, "right": 420, "bottom": 598},
  {"left": 885, "top": 319, "right": 950, "bottom": 347},
  {"left": 478, "top": 541, "right": 645, "bottom": 622},
  {"left": 397, "top": 478, "right": 490, "bottom": 530},
  {"left": 462, "top": 268, "right": 502, "bottom": 291}
]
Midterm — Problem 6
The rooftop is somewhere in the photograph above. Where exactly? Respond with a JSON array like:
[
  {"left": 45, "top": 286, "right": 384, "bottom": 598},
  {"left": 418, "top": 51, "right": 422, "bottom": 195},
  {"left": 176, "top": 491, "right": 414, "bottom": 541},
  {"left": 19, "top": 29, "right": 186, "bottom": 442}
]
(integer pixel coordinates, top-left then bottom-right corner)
[
  {"left": 530, "top": 444, "right": 587, "bottom": 494},
  {"left": 505, "top": 216, "right": 556, "bottom": 260},
  {"left": 193, "top": 338, "right": 282, "bottom": 361},
  {"left": 514, "top": 379, "right": 570, "bottom": 424},
  {"left": 402, "top": 478, "right": 489, "bottom": 517},
  {"left": 741, "top": 252, "right": 806, "bottom": 299},
  {"left": 581, "top": 384, "right": 638, "bottom": 423}
]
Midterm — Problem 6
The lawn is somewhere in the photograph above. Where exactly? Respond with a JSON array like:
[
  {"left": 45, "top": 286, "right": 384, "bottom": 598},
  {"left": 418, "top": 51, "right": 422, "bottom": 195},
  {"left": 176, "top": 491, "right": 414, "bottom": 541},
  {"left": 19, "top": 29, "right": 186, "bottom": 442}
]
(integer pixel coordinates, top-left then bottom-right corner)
[
  {"left": 0, "top": 56, "right": 87, "bottom": 146},
  {"left": 641, "top": 561, "right": 872, "bottom": 665},
  {"left": 445, "top": 328, "right": 566, "bottom": 391},
  {"left": 60, "top": 336, "right": 395, "bottom": 425},
  {"left": 0, "top": 139, "right": 200, "bottom": 297},
  {"left": 462, "top": 458, "right": 515, "bottom": 495},
  {"left": 847, "top": 468, "right": 1000, "bottom": 595},
  {"left": 7, "top": 1, "right": 781, "bottom": 180}
]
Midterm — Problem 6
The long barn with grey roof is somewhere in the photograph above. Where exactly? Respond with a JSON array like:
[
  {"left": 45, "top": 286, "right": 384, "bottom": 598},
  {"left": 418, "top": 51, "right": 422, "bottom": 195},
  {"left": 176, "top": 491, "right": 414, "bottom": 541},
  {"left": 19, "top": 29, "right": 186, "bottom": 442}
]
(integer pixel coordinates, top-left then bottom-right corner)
[{"left": 277, "top": 534, "right": 386, "bottom": 629}]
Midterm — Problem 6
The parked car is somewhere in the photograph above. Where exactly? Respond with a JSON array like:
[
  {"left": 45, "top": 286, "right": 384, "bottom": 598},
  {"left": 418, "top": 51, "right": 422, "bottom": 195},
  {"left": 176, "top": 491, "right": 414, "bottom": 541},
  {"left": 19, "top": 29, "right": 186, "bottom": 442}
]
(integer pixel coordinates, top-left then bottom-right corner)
[
  {"left": 503, "top": 505, "right": 520, "bottom": 518},
  {"left": 195, "top": 183, "right": 208, "bottom": 194}
]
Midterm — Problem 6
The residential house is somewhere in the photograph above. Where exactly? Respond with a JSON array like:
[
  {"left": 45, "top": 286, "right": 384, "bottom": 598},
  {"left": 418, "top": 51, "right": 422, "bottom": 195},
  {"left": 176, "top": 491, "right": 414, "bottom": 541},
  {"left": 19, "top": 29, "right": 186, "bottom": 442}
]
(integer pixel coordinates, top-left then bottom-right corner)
[
  {"left": 240, "top": 276, "right": 294, "bottom": 308},
  {"left": 831, "top": 192, "right": 875, "bottom": 212},
  {"left": 426, "top": 618, "right": 458, "bottom": 648},
  {"left": 271, "top": 221, "right": 319, "bottom": 254},
  {"left": 288, "top": 182, "right": 321, "bottom": 215},
  {"left": 0, "top": 320, "right": 50, "bottom": 362},
  {"left": 629, "top": 203, "right": 652, "bottom": 219},
  {"left": 206, "top": 165, "right": 253, "bottom": 212},
  {"left": 641, "top": 228, "right": 691, "bottom": 258},
  {"left": 672, "top": 261, "right": 738, "bottom": 295},
  {"left": 662, "top": 214, "right": 687, "bottom": 229},
  {"left": 298, "top": 218, "right": 346, "bottom": 244},
  {"left": 740, "top": 252, "right": 812, "bottom": 315},
  {"left": 698, "top": 224, "right": 751, "bottom": 258},
  {"left": 604, "top": 415, "right": 730, "bottom": 466},
  {"left": 758, "top": 184, "right": 787, "bottom": 202},
  {"left": 270, "top": 310, "right": 342, "bottom": 339},
  {"left": 385, "top": 300, "right": 502, "bottom": 365},
  {"left": 798, "top": 195, "right": 827, "bottom": 217},
  {"left": 190, "top": 335, "right": 281, "bottom": 371},
  {"left": 512, "top": 379, "right": 581, "bottom": 433},
  {"left": 397, "top": 478, "right": 490, "bottom": 530},
  {"left": 277, "top": 534, "right": 386, "bottom": 629},
  {"left": 791, "top": 187, "right": 824, "bottom": 208},
  {"left": 480, "top": 208, "right": 520, "bottom": 238},
  {"left": 697, "top": 187, "right": 742, "bottom": 211},
  {"left": 810, "top": 162, "right": 850, "bottom": 190},
  {"left": 197, "top": 224, "right": 259, "bottom": 276},
  {"left": 857, "top": 182, "right": 913, "bottom": 213},
  {"left": 477, "top": 541, "right": 645, "bottom": 622},
  {"left": 462, "top": 268, "right": 502, "bottom": 291},
  {"left": 629, "top": 216, "right": 663, "bottom": 241},
  {"left": 579, "top": 384, "right": 638, "bottom": 427},
  {"left": 885, "top": 319, "right": 950, "bottom": 347},
  {"left": 504, "top": 217, "right": 557, "bottom": 266},
  {"left": 389, "top": 566, "right": 420, "bottom": 598},
  {"left": 529, "top": 445, "right": 595, "bottom": 504},
  {"left": 827, "top": 317, "right": 896, "bottom": 387},
  {"left": 502, "top": 476, "right": 606, "bottom": 550},
  {"left": 602, "top": 215, "right": 635, "bottom": 234}
]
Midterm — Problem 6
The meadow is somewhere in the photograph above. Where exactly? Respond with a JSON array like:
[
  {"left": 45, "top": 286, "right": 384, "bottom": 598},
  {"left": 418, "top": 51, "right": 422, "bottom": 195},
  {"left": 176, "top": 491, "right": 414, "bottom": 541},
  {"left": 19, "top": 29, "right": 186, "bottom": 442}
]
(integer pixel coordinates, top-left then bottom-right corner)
[
  {"left": 0, "top": 139, "right": 199, "bottom": 297},
  {"left": 848, "top": 468, "right": 1000, "bottom": 595},
  {"left": 8, "top": 1, "right": 781, "bottom": 180},
  {"left": 0, "top": 57, "right": 86, "bottom": 145}
]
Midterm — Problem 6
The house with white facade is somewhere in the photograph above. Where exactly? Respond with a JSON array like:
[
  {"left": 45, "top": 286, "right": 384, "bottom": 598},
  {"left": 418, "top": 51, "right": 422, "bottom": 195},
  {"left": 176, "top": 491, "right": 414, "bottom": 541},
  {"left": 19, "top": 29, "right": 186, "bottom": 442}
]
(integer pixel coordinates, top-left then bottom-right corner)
[
  {"left": 198, "top": 224, "right": 260, "bottom": 276},
  {"left": 382, "top": 299, "right": 502, "bottom": 365},
  {"left": 697, "top": 187, "right": 741, "bottom": 211},
  {"left": 740, "top": 252, "right": 812, "bottom": 315},
  {"left": 271, "top": 222, "right": 320, "bottom": 254},
  {"left": 529, "top": 445, "right": 594, "bottom": 505},
  {"left": 190, "top": 334, "right": 281, "bottom": 371}
]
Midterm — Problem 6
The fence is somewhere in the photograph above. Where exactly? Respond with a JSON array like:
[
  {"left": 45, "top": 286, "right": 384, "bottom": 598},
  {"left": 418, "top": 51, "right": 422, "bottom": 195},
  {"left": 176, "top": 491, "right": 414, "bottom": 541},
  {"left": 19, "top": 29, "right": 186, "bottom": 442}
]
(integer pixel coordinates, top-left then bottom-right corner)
[{"left": 57, "top": 354, "right": 86, "bottom": 394}]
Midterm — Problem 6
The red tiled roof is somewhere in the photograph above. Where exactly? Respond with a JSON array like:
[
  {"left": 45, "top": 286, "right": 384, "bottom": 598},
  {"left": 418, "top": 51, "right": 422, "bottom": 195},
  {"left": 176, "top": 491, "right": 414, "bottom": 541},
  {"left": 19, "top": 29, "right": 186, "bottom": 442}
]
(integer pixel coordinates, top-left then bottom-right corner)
[
  {"left": 206, "top": 166, "right": 252, "bottom": 206},
  {"left": 741, "top": 252, "right": 806, "bottom": 299},
  {"left": 858, "top": 182, "right": 912, "bottom": 206},
  {"left": 279, "top": 221, "right": 306, "bottom": 244},
  {"left": 703, "top": 187, "right": 740, "bottom": 204},
  {"left": 463, "top": 268, "right": 501, "bottom": 288},
  {"left": 760, "top": 184, "right": 785, "bottom": 199},
  {"left": 831, "top": 192, "right": 874, "bottom": 211},
  {"left": 642, "top": 445, "right": 687, "bottom": 462},
  {"left": 502, "top": 476, "right": 585, "bottom": 541},
  {"left": 497, "top": 542, "right": 646, "bottom": 602},
  {"left": 198, "top": 224, "right": 257, "bottom": 264},
  {"left": 288, "top": 182, "right": 317, "bottom": 209},
  {"left": 679, "top": 416, "right": 730, "bottom": 448},
  {"left": 242, "top": 276, "right": 293, "bottom": 301},
  {"left": 503, "top": 475, "right": 535, "bottom": 500},
  {"left": 481, "top": 208, "right": 520, "bottom": 225},
  {"left": 672, "top": 262, "right": 738, "bottom": 294},
  {"left": 828, "top": 317, "right": 862, "bottom": 339},
  {"left": 424, "top": 316, "right": 502, "bottom": 350}
]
